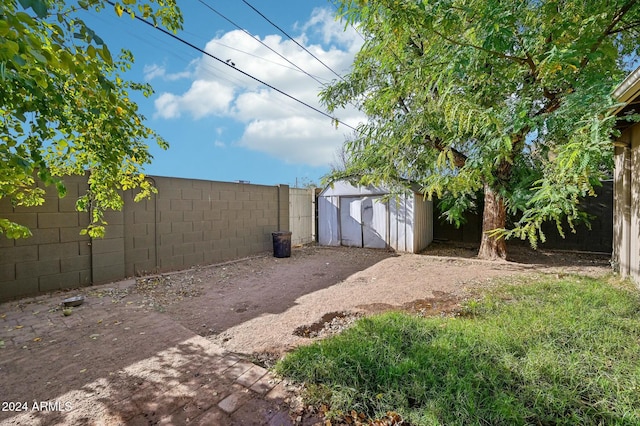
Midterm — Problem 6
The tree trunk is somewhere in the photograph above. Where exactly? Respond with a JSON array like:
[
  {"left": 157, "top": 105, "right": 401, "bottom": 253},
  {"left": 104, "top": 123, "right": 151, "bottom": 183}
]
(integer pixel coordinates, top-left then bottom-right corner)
[{"left": 478, "top": 183, "right": 507, "bottom": 260}]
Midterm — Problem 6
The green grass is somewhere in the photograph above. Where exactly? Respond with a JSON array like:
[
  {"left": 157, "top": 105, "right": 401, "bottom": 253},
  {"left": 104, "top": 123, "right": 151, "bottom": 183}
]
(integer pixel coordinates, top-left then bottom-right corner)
[{"left": 275, "top": 275, "right": 640, "bottom": 425}]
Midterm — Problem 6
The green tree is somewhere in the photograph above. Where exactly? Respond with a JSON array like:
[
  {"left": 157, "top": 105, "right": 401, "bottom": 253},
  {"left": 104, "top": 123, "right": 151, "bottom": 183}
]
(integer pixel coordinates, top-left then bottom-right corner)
[
  {"left": 1, "top": 0, "right": 182, "bottom": 238},
  {"left": 323, "top": 0, "right": 639, "bottom": 259}
]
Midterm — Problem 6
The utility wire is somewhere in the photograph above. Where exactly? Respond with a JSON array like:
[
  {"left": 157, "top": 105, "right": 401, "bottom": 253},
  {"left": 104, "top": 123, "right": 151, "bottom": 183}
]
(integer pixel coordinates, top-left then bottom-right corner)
[
  {"left": 196, "top": 0, "right": 328, "bottom": 86},
  {"left": 103, "top": 0, "right": 356, "bottom": 131},
  {"left": 241, "top": 0, "right": 346, "bottom": 82}
]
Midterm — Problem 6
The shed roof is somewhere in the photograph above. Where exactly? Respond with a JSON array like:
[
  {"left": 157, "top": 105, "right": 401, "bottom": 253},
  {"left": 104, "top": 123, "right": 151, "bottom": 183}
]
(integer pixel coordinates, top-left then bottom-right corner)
[
  {"left": 614, "top": 66, "right": 640, "bottom": 131},
  {"left": 319, "top": 180, "right": 390, "bottom": 197},
  {"left": 319, "top": 179, "right": 423, "bottom": 197}
]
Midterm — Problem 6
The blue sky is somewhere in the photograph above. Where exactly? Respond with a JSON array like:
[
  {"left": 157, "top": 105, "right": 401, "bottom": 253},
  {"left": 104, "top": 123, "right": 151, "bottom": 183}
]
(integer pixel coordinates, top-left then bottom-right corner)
[{"left": 80, "top": 0, "right": 364, "bottom": 187}]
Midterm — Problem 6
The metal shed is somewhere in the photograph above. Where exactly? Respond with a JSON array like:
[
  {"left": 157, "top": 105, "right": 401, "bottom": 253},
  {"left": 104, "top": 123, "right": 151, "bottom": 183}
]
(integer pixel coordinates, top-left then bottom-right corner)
[{"left": 318, "top": 180, "right": 433, "bottom": 253}]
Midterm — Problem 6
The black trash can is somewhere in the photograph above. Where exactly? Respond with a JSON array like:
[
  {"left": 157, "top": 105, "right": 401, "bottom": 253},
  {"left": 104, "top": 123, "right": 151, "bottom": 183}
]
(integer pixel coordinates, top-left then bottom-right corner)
[{"left": 272, "top": 231, "right": 292, "bottom": 258}]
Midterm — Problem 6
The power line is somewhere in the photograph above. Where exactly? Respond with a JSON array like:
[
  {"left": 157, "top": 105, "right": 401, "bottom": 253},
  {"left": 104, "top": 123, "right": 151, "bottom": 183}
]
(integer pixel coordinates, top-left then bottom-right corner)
[
  {"left": 103, "top": 0, "right": 356, "bottom": 131},
  {"left": 196, "top": 0, "right": 328, "bottom": 87},
  {"left": 205, "top": 38, "right": 329, "bottom": 79},
  {"left": 240, "top": 0, "right": 346, "bottom": 82}
]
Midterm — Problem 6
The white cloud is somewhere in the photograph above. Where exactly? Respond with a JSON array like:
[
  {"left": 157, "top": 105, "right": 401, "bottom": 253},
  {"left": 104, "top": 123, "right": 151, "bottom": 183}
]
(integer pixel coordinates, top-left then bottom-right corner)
[
  {"left": 154, "top": 80, "right": 235, "bottom": 119},
  {"left": 238, "top": 117, "right": 350, "bottom": 167},
  {"left": 143, "top": 63, "right": 166, "bottom": 81},
  {"left": 298, "top": 8, "right": 363, "bottom": 54},
  {"left": 144, "top": 61, "right": 197, "bottom": 82},
  {"left": 181, "top": 80, "right": 235, "bottom": 118},
  {"left": 151, "top": 7, "right": 364, "bottom": 167},
  {"left": 154, "top": 93, "right": 181, "bottom": 119}
]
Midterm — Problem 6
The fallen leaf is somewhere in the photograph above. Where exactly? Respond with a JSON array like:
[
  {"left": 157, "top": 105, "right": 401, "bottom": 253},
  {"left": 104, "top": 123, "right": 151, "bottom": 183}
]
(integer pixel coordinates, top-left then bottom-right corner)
[
  {"left": 15, "top": 325, "right": 23, "bottom": 329},
  {"left": 89, "top": 334, "right": 100, "bottom": 339},
  {"left": 33, "top": 337, "right": 41, "bottom": 342},
  {"left": 79, "top": 369, "right": 87, "bottom": 373},
  {"left": 0, "top": 340, "right": 4, "bottom": 348}
]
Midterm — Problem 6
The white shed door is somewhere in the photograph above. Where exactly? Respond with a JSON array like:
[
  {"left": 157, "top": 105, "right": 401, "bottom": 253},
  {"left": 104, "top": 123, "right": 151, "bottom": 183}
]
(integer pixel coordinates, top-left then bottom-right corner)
[
  {"left": 339, "top": 196, "right": 387, "bottom": 248},
  {"left": 362, "top": 197, "right": 387, "bottom": 248},
  {"left": 339, "top": 197, "right": 362, "bottom": 247}
]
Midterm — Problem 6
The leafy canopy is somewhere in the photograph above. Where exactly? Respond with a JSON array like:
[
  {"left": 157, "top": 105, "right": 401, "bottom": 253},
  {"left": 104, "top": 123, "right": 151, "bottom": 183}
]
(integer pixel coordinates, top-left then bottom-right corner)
[
  {"left": 1, "top": 0, "right": 182, "bottom": 238},
  {"left": 323, "top": 0, "right": 639, "bottom": 246}
]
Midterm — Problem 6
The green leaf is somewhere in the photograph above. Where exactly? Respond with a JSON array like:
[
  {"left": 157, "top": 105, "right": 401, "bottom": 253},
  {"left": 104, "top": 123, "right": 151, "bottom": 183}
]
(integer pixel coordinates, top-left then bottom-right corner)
[
  {"left": 98, "top": 45, "right": 112, "bottom": 64},
  {"left": 28, "top": 47, "right": 47, "bottom": 63},
  {"left": 0, "top": 20, "right": 9, "bottom": 36},
  {"left": 30, "top": 0, "right": 48, "bottom": 18},
  {"left": 1, "top": 0, "right": 183, "bottom": 240}
]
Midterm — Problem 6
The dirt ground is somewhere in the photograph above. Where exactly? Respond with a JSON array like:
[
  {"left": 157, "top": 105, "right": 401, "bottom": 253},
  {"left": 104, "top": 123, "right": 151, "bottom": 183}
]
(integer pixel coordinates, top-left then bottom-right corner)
[
  {"left": 0, "top": 242, "right": 612, "bottom": 425},
  {"left": 139, "top": 242, "right": 612, "bottom": 361}
]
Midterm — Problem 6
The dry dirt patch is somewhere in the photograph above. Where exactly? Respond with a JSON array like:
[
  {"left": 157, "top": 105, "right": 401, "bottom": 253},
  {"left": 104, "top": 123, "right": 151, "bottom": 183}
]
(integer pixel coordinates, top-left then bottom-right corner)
[
  {"left": 149, "top": 243, "right": 611, "bottom": 360},
  {"left": 0, "top": 243, "right": 611, "bottom": 425}
]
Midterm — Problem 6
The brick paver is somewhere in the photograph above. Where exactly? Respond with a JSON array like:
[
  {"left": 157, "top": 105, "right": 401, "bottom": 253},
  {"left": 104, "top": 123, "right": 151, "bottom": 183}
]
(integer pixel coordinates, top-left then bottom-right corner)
[{"left": 0, "top": 279, "right": 306, "bottom": 426}]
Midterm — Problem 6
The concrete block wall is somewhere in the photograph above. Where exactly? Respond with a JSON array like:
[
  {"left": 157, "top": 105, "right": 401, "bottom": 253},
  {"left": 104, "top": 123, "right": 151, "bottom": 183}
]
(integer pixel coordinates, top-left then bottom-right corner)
[
  {"left": 0, "top": 175, "right": 292, "bottom": 300},
  {"left": 123, "top": 190, "right": 157, "bottom": 278},
  {"left": 146, "top": 177, "right": 285, "bottom": 274},
  {"left": 0, "top": 175, "right": 92, "bottom": 300}
]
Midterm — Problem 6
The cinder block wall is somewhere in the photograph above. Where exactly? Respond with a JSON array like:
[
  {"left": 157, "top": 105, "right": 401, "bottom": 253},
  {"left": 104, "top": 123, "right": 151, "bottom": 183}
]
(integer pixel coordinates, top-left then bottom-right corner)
[
  {"left": 0, "top": 175, "right": 92, "bottom": 300},
  {"left": 0, "top": 175, "right": 291, "bottom": 301},
  {"left": 132, "top": 177, "right": 286, "bottom": 275}
]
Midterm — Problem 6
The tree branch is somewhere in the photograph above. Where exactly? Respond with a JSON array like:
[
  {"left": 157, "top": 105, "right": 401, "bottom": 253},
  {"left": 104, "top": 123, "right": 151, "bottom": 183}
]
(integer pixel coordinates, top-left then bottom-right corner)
[
  {"left": 431, "top": 28, "right": 529, "bottom": 64},
  {"left": 432, "top": 138, "right": 468, "bottom": 168},
  {"left": 606, "top": 19, "right": 640, "bottom": 34},
  {"left": 579, "top": 0, "right": 639, "bottom": 69}
]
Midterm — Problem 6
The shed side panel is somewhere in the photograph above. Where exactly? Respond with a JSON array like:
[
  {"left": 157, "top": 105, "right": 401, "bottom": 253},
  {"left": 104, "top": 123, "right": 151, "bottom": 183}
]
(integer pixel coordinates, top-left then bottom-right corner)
[
  {"left": 392, "top": 196, "right": 409, "bottom": 252},
  {"left": 412, "top": 195, "right": 433, "bottom": 253},
  {"left": 389, "top": 198, "right": 399, "bottom": 251},
  {"left": 404, "top": 194, "right": 415, "bottom": 252},
  {"left": 318, "top": 196, "right": 340, "bottom": 246}
]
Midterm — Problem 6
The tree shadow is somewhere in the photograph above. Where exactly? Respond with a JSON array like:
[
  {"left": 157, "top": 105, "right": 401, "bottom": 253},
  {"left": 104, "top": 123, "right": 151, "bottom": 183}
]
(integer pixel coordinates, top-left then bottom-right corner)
[
  {"left": 1, "top": 335, "right": 298, "bottom": 425},
  {"left": 0, "top": 246, "right": 391, "bottom": 425},
  {"left": 160, "top": 246, "right": 396, "bottom": 337}
]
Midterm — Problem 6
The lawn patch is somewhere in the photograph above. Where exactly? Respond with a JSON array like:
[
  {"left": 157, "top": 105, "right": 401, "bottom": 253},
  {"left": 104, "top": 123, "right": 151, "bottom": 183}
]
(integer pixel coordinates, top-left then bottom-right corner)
[{"left": 275, "top": 276, "right": 640, "bottom": 425}]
